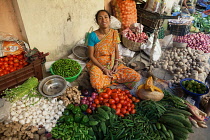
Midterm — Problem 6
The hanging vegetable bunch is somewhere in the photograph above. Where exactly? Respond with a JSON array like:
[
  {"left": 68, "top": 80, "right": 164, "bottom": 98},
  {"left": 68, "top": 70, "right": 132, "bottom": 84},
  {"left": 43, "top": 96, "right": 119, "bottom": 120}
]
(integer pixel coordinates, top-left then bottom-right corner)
[{"left": 111, "top": 0, "right": 137, "bottom": 30}]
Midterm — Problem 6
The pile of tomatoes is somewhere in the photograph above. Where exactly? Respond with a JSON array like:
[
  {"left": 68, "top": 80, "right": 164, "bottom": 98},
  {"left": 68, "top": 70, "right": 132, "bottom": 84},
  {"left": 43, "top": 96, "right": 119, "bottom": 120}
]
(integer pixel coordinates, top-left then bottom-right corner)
[
  {"left": 0, "top": 52, "right": 28, "bottom": 76},
  {"left": 92, "top": 88, "right": 140, "bottom": 117}
]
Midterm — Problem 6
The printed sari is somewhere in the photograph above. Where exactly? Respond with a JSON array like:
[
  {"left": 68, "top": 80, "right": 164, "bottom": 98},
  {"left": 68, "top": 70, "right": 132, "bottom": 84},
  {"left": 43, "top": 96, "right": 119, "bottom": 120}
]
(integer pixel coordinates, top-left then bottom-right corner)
[{"left": 86, "top": 29, "right": 140, "bottom": 92}]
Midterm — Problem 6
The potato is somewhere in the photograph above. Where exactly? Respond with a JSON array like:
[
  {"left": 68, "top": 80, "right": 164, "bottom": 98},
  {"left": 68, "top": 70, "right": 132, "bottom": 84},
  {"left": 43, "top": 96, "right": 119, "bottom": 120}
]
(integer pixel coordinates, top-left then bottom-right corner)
[
  {"left": 33, "top": 134, "right": 40, "bottom": 140},
  {"left": 38, "top": 128, "right": 46, "bottom": 135},
  {"left": 136, "top": 89, "right": 164, "bottom": 101}
]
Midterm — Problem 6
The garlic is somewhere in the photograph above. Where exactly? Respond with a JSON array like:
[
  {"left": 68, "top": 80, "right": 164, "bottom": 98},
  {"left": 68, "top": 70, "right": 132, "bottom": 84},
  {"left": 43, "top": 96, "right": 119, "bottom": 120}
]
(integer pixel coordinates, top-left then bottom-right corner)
[
  {"left": 57, "top": 111, "right": 62, "bottom": 116},
  {"left": 43, "top": 111, "right": 48, "bottom": 116},
  {"left": 19, "top": 119, "right": 25, "bottom": 124},
  {"left": 58, "top": 100, "right": 63, "bottom": 105}
]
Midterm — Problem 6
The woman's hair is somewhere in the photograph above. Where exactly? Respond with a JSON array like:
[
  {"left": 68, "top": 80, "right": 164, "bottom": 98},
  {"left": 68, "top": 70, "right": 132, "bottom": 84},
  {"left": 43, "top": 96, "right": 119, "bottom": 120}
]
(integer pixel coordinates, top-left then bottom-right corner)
[{"left": 95, "top": 10, "right": 111, "bottom": 23}]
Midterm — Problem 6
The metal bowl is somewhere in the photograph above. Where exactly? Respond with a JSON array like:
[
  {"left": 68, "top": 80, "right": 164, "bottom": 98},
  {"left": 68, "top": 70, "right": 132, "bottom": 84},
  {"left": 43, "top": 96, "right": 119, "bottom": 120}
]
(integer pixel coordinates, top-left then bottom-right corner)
[{"left": 38, "top": 75, "right": 67, "bottom": 97}]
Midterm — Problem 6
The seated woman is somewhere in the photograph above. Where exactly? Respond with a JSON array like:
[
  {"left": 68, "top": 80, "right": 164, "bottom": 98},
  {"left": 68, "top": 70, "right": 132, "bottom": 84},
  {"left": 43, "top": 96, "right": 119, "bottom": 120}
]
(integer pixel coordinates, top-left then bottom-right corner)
[
  {"left": 86, "top": 10, "right": 141, "bottom": 92},
  {"left": 182, "top": 0, "right": 196, "bottom": 14}
]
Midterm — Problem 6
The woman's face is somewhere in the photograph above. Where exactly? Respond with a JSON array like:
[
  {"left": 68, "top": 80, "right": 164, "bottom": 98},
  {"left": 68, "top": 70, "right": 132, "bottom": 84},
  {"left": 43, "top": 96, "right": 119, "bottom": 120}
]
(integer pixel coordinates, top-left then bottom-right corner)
[{"left": 96, "top": 11, "right": 110, "bottom": 28}]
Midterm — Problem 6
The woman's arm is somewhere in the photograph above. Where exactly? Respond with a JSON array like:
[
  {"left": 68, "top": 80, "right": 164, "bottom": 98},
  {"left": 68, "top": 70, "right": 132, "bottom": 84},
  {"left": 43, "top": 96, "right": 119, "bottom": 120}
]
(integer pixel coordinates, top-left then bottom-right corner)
[
  {"left": 183, "top": 0, "right": 188, "bottom": 8},
  {"left": 88, "top": 46, "right": 113, "bottom": 77}
]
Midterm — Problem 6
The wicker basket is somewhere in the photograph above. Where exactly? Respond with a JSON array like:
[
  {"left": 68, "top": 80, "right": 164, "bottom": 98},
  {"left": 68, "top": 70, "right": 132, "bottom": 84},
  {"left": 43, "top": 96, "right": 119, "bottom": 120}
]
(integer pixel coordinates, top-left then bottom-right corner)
[
  {"left": 169, "top": 24, "right": 190, "bottom": 36},
  {"left": 122, "top": 36, "right": 142, "bottom": 52}
]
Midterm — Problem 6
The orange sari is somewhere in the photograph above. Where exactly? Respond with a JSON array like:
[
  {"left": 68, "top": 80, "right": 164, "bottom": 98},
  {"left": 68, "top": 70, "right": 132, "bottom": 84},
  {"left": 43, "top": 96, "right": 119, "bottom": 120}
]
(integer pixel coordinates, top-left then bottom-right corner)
[{"left": 87, "top": 29, "right": 140, "bottom": 92}]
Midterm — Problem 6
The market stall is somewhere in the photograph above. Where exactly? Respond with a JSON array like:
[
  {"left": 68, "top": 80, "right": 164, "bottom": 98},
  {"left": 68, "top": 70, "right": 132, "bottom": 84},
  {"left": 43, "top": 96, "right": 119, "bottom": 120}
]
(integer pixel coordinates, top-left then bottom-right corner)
[{"left": 0, "top": 0, "right": 210, "bottom": 140}]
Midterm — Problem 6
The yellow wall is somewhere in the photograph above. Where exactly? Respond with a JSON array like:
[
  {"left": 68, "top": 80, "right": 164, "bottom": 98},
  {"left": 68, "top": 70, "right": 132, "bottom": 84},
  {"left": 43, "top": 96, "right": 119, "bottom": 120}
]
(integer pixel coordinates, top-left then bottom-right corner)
[{"left": 17, "top": 0, "right": 104, "bottom": 61}]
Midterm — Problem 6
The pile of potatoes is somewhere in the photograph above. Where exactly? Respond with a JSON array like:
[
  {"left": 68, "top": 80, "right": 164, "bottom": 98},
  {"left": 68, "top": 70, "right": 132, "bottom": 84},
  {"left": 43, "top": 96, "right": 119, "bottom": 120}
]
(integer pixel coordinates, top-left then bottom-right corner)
[{"left": 152, "top": 47, "right": 210, "bottom": 84}]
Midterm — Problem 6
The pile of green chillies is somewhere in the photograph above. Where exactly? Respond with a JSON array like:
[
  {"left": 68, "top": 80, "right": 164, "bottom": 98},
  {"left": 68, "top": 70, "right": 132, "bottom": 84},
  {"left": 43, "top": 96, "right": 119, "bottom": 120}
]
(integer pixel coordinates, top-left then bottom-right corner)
[{"left": 51, "top": 59, "right": 81, "bottom": 78}]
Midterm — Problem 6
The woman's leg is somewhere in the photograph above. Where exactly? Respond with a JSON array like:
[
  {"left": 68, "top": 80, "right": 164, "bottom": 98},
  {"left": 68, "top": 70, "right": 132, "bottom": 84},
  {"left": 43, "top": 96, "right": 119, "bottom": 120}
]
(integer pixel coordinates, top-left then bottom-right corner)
[
  {"left": 113, "top": 65, "right": 141, "bottom": 89},
  {"left": 89, "top": 65, "right": 111, "bottom": 92}
]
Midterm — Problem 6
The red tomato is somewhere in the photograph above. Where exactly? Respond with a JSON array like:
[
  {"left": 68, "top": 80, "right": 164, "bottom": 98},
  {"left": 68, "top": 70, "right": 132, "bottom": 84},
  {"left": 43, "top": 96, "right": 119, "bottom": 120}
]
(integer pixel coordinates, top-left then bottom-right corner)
[
  {"left": 116, "top": 103, "right": 122, "bottom": 109},
  {"left": 13, "top": 58, "right": 19, "bottom": 63},
  {"left": 9, "top": 57, "right": 14, "bottom": 61},
  {"left": 92, "top": 103, "right": 97, "bottom": 107},
  {"left": 103, "top": 98, "right": 109, "bottom": 103},
  {"left": 94, "top": 99, "right": 100, "bottom": 104},
  {"left": 101, "top": 93, "right": 109, "bottom": 99},
  {"left": 131, "top": 104, "right": 135, "bottom": 109},
  {"left": 3, "top": 62, "right": 8, "bottom": 65},
  {"left": 9, "top": 65, "right": 14, "bottom": 68},
  {"left": 111, "top": 93, "right": 117, "bottom": 98},
  {"left": 120, "top": 100, "right": 125, "bottom": 104},
  {"left": 123, "top": 106, "right": 128, "bottom": 110},
  {"left": 123, "top": 100, "right": 127, "bottom": 106},
  {"left": 121, "top": 91, "right": 125, "bottom": 95},
  {"left": 0, "top": 58, "right": 4, "bottom": 61},
  {"left": 98, "top": 96, "right": 104, "bottom": 101},
  {"left": 0, "top": 73, "right": 4, "bottom": 76},
  {"left": 0, "top": 62, "right": 3, "bottom": 65},
  {"left": 1, "top": 65, "right": 5, "bottom": 70},
  {"left": 119, "top": 95, "right": 124, "bottom": 100},
  {"left": 106, "top": 88, "right": 112, "bottom": 95},
  {"left": 4, "top": 57, "right": 9, "bottom": 62},
  {"left": 127, "top": 103, "right": 131, "bottom": 107},
  {"left": 116, "top": 108, "right": 120, "bottom": 115},
  {"left": 4, "top": 64, "right": 9, "bottom": 67},
  {"left": 132, "top": 97, "right": 137, "bottom": 102},
  {"left": 135, "top": 99, "right": 140, "bottom": 103},
  {"left": 120, "top": 108, "right": 127, "bottom": 114},
  {"left": 109, "top": 99, "right": 115, "bottom": 104},
  {"left": 127, "top": 107, "right": 132, "bottom": 112},
  {"left": 13, "top": 63, "right": 19, "bottom": 67},
  {"left": 119, "top": 113, "right": 125, "bottom": 117},
  {"left": 5, "top": 67, "right": 10, "bottom": 71},
  {"left": 104, "top": 103, "right": 110, "bottom": 107},
  {"left": 19, "top": 61, "right": 23, "bottom": 65},
  {"left": 17, "top": 55, "right": 24, "bottom": 60},
  {"left": 8, "top": 61, "right": 14, "bottom": 65},
  {"left": 130, "top": 109, "right": 136, "bottom": 114},
  {"left": 111, "top": 104, "right": 116, "bottom": 109},
  {"left": 10, "top": 68, "right": 16, "bottom": 73},
  {"left": 86, "top": 108, "right": 92, "bottom": 114},
  {"left": 124, "top": 90, "right": 130, "bottom": 94},
  {"left": 114, "top": 97, "right": 119, "bottom": 103},
  {"left": 96, "top": 104, "right": 101, "bottom": 108},
  {"left": 127, "top": 94, "right": 132, "bottom": 98}
]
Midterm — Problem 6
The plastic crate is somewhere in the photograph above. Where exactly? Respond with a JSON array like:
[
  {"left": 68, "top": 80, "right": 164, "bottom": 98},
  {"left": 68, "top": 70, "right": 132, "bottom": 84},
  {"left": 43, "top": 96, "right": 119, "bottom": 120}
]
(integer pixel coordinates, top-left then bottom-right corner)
[
  {"left": 0, "top": 59, "right": 44, "bottom": 93},
  {"left": 169, "top": 24, "right": 190, "bottom": 36},
  {"left": 136, "top": 5, "right": 164, "bottom": 33}
]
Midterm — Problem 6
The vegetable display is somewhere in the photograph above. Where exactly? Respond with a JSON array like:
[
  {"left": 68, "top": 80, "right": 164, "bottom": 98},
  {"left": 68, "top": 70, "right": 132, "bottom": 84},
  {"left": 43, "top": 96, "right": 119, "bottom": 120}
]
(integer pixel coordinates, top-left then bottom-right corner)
[
  {"left": 173, "top": 33, "right": 210, "bottom": 53},
  {"left": 192, "top": 13, "right": 210, "bottom": 33},
  {"left": 51, "top": 59, "right": 81, "bottom": 78},
  {"left": 111, "top": 0, "right": 137, "bottom": 30},
  {"left": 0, "top": 53, "right": 28, "bottom": 76},
  {"left": 181, "top": 79, "right": 208, "bottom": 94}
]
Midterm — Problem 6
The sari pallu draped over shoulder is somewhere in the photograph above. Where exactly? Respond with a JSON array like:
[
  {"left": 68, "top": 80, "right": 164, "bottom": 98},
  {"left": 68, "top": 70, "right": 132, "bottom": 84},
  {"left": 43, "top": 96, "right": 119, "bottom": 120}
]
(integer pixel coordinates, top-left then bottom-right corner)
[{"left": 87, "top": 29, "right": 140, "bottom": 92}]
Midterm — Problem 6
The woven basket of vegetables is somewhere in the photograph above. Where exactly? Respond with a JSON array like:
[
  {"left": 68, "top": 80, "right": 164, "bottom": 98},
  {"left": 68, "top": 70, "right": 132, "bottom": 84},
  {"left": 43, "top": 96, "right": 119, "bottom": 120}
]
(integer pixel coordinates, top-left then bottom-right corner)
[{"left": 122, "top": 36, "right": 142, "bottom": 51}]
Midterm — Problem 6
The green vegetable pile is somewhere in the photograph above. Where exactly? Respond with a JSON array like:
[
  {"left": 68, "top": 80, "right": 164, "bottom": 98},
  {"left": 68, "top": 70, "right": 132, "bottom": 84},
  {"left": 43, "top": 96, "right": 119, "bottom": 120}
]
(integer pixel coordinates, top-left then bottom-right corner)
[
  {"left": 182, "top": 80, "right": 207, "bottom": 94},
  {"left": 193, "top": 13, "right": 210, "bottom": 33},
  {"left": 51, "top": 59, "right": 81, "bottom": 78},
  {"left": 3, "top": 77, "right": 40, "bottom": 103}
]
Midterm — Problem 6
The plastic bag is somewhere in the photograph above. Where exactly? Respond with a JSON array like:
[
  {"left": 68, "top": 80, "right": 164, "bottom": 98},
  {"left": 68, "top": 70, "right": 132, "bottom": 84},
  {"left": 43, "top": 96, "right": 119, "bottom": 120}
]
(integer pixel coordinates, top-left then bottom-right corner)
[
  {"left": 110, "top": 16, "right": 121, "bottom": 29},
  {"left": 141, "top": 34, "right": 162, "bottom": 61},
  {"left": 0, "top": 41, "right": 24, "bottom": 57},
  {"left": 129, "top": 23, "right": 144, "bottom": 33},
  {"left": 118, "top": 43, "right": 135, "bottom": 58},
  {"left": 144, "top": 0, "right": 166, "bottom": 14}
]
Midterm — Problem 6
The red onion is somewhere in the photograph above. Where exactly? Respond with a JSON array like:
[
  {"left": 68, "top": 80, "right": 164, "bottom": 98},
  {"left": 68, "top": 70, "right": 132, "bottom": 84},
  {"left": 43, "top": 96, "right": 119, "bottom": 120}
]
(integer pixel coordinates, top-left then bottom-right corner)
[{"left": 88, "top": 97, "right": 93, "bottom": 102}]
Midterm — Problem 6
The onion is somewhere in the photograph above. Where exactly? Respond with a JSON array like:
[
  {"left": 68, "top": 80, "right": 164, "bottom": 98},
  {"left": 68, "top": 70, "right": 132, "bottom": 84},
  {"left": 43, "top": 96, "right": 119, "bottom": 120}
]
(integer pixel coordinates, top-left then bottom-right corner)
[
  {"left": 90, "top": 106, "right": 96, "bottom": 110},
  {"left": 91, "top": 92, "right": 98, "bottom": 96},
  {"left": 81, "top": 100, "right": 86, "bottom": 104},
  {"left": 82, "top": 97, "right": 87, "bottom": 100},
  {"left": 91, "top": 95, "right": 96, "bottom": 99},
  {"left": 88, "top": 97, "right": 93, "bottom": 102}
]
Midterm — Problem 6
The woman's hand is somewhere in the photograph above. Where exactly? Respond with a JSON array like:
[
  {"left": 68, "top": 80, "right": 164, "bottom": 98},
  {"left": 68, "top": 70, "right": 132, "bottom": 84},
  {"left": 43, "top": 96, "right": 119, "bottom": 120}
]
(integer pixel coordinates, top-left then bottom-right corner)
[
  {"left": 112, "top": 64, "right": 118, "bottom": 74},
  {"left": 103, "top": 68, "right": 113, "bottom": 78}
]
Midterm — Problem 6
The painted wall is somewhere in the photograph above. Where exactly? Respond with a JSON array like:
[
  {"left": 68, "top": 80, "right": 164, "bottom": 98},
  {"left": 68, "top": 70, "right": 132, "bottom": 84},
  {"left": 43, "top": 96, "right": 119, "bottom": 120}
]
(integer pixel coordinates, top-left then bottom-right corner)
[{"left": 17, "top": 0, "right": 104, "bottom": 61}]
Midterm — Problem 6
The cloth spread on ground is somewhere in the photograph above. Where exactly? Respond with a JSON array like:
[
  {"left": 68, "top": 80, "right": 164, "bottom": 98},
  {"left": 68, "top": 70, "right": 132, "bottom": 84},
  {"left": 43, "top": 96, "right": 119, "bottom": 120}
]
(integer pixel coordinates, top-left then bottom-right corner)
[{"left": 86, "top": 29, "right": 140, "bottom": 92}]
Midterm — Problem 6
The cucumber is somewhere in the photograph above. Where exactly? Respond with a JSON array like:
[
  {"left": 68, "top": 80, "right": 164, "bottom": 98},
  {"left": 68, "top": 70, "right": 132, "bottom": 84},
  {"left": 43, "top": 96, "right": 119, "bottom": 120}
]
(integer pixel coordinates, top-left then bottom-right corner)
[
  {"left": 93, "top": 114, "right": 106, "bottom": 122},
  {"left": 166, "top": 126, "right": 188, "bottom": 139},
  {"left": 161, "top": 124, "right": 170, "bottom": 138},
  {"left": 89, "top": 120, "right": 99, "bottom": 126},
  {"left": 100, "top": 122, "right": 107, "bottom": 136},
  {"left": 101, "top": 105, "right": 111, "bottom": 112},
  {"left": 168, "top": 108, "right": 192, "bottom": 116},
  {"left": 97, "top": 107, "right": 109, "bottom": 120},
  {"left": 156, "top": 122, "right": 161, "bottom": 130},
  {"left": 159, "top": 117, "right": 185, "bottom": 128},
  {"left": 168, "top": 129, "right": 174, "bottom": 140}
]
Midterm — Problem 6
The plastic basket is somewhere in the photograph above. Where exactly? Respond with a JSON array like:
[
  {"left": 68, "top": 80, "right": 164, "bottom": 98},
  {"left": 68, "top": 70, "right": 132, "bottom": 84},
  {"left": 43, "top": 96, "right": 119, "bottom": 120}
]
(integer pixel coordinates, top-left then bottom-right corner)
[
  {"left": 122, "top": 36, "right": 142, "bottom": 51},
  {"left": 180, "top": 78, "right": 209, "bottom": 97},
  {"left": 136, "top": 5, "right": 164, "bottom": 33},
  {"left": 169, "top": 24, "right": 190, "bottom": 36},
  {"left": 50, "top": 59, "right": 82, "bottom": 82}
]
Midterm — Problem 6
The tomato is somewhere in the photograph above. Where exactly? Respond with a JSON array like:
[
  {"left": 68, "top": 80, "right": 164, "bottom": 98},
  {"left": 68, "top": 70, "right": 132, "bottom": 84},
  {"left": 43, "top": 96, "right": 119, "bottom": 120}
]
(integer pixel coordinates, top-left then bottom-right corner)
[
  {"left": 19, "top": 61, "right": 23, "bottom": 65},
  {"left": 132, "top": 97, "right": 137, "bottom": 102},
  {"left": 3, "top": 62, "right": 8, "bottom": 65},
  {"left": 4, "top": 57, "right": 9, "bottom": 62},
  {"left": 120, "top": 100, "right": 125, "bottom": 104},
  {"left": 121, "top": 91, "right": 125, "bottom": 95},
  {"left": 101, "top": 93, "right": 109, "bottom": 99},
  {"left": 10, "top": 68, "right": 16, "bottom": 73},
  {"left": 127, "top": 93, "right": 132, "bottom": 98},
  {"left": 13, "top": 63, "right": 19, "bottom": 67},
  {"left": 4, "top": 70, "right": 9, "bottom": 75},
  {"left": 98, "top": 96, "right": 104, "bottom": 101},
  {"left": 113, "top": 97, "right": 119, "bottom": 103},
  {"left": 119, "top": 113, "right": 124, "bottom": 117},
  {"left": 130, "top": 109, "right": 136, "bottom": 114},
  {"left": 135, "top": 99, "right": 140, "bottom": 103},
  {"left": 86, "top": 108, "right": 92, "bottom": 114},
  {"left": 111, "top": 93, "right": 118, "bottom": 98},
  {"left": 9, "top": 57, "right": 14, "bottom": 61},
  {"left": 106, "top": 88, "right": 112, "bottom": 95},
  {"left": 110, "top": 104, "right": 116, "bottom": 109},
  {"left": 131, "top": 104, "right": 135, "bottom": 109},
  {"left": 116, "top": 103, "right": 122, "bottom": 109},
  {"left": 109, "top": 99, "right": 115, "bottom": 104},
  {"left": 123, "top": 106, "right": 128, "bottom": 110},
  {"left": 1, "top": 65, "right": 5, "bottom": 70},
  {"left": 5, "top": 67, "right": 10, "bottom": 71},
  {"left": 127, "top": 107, "right": 131, "bottom": 112},
  {"left": 94, "top": 99, "right": 100, "bottom": 104},
  {"left": 127, "top": 103, "right": 131, "bottom": 107},
  {"left": 17, "top": 55, "right": 24, "bottom": 60},
  {"left": 112, "top": 89, "right": 117, "bottom": 93},
  {"left": 115, "top": 108, "right": 120, "bottom": 115},
  {"left": 0, "top": 73, "right": 4, "bottom": 76},
  {"left": 96, "top": 104, "right": 101, "bottom": 108},
  {"left": 91, "top": 103, "right": 97, "bottom": 108},
  {"left": 8, "top": 61, "right": 14, "bottom": 65},
  {"left": 103, "top": 98, "right": 109, "bottom": 103},
  {"left": 120, "top": 108, "right": 127, "bottom": 114},
  {"left": 124, "top": 90, "right": 130, "bottom": 94},
  {"left": 0, "top": 58, "right": 4, "bottom": 61},
  {"left": 119, "top": 95, "right": 124, "bottom": 100},
  {"left": 13, "top": 58, "right": 19, "bottom": 63},
  {"left": 0, "top": 62, "right": 3, "bottom": 65},
  {"left": 4, "top": 64, "right": 9, "bottom": 67},
  {"left": 104, "top": 103, "right": 110, "bottom": 107},
  {"left": 9, "top": 65, "right": 14, "bottom": 68}
]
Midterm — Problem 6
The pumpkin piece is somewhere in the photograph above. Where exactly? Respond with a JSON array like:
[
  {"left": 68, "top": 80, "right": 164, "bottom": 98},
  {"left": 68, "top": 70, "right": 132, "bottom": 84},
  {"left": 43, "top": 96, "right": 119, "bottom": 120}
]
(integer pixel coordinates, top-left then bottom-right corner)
[
  {"left": 144, "top": 76, "right": 154, "bottom": 90},
  {"left": 137, "top": 84, "right": 145, "bottom": 90}
]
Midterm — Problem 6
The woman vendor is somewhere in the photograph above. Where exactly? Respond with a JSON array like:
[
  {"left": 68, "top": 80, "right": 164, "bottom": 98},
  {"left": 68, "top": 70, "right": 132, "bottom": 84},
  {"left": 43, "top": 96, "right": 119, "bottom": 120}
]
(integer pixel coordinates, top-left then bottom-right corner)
[{"left": 86, "top": 10, "right": 141, "bottom": 92}]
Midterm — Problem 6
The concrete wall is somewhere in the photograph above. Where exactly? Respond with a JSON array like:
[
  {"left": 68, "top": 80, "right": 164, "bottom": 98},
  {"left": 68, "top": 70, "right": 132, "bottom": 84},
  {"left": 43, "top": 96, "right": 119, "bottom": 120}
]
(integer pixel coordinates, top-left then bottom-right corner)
[{"left": 17, "top": 0, "right": 104, "bottom": 61}]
